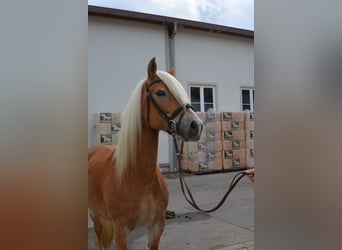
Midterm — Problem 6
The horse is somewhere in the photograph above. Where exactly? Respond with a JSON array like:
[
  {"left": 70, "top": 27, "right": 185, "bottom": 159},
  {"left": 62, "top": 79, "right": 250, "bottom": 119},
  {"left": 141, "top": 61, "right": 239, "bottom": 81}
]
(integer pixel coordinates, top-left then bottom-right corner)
[{"left": 88, "top": 57, "right": 203, "bottom": 250}]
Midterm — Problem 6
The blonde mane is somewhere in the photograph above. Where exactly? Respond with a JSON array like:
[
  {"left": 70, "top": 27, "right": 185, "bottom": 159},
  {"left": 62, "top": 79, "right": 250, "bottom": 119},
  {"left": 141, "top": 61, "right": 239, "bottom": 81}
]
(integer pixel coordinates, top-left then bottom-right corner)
[{"left": 114, "top": 70, "right": 189, "bottom": 182}]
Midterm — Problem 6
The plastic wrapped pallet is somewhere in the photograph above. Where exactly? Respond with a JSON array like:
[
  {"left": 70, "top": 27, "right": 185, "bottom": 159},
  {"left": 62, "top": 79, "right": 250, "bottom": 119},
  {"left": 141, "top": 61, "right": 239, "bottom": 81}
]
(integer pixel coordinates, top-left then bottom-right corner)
[
  {"left": 179, "top": 111, "right": 255, "bottom": 173},
  {"left": 221, "top": 112, "right": 248, "bottom": 170},
  {"left": 93, "top": 112, "right": 122, "bottom": 146},
  {"left": 245, "top": 111, "right": 255, "bottom": 168},
  {"left": 178, "top": 111, "right": 222, "bottom": 173}
]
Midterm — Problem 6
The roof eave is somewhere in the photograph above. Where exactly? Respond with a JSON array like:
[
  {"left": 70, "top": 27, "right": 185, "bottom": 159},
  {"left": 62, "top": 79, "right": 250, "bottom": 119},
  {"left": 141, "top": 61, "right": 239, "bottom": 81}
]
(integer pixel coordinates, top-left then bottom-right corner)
[{"left": 88, "top": 5, "right": 254, "bottom": 39}]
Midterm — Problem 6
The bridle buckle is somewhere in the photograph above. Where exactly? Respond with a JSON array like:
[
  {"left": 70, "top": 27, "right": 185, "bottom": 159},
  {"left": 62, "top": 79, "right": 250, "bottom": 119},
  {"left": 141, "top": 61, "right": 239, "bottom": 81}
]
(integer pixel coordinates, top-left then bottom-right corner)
[{"left": 168, "top": 120, "right": 177, "bottom": 135}]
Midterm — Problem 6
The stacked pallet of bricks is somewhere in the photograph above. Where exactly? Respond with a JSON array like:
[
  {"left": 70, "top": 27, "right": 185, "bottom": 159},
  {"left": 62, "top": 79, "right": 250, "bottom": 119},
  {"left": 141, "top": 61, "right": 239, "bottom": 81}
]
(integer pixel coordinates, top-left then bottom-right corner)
[
  {"left": 180, "top": 111, "right": 223, "bottom": 173},
  {"left": 92, "top": 112, "right": 121, "bottom": 146},
  {"left": 180, "top": 111, "right": 255, "bottom": 173}
]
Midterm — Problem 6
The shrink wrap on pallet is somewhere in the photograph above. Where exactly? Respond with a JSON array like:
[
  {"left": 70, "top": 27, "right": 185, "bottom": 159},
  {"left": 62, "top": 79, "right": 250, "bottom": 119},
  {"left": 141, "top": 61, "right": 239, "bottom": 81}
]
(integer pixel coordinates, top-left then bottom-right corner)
[
  {"left": 245, "top": 111, "right": 255, "bottom": 168},
  {"left": 179, "top": 111, "right": 223, "bottom": 173},
  {"left": 93, "top": 112, "right": 122, "bottom": 146}
]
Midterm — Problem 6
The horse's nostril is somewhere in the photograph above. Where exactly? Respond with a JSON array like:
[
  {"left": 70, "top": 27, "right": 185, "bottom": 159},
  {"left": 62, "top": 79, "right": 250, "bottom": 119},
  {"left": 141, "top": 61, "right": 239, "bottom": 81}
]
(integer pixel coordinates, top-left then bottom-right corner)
[{"left": 190, "top": 120, "right": 200, "bottom": 133}]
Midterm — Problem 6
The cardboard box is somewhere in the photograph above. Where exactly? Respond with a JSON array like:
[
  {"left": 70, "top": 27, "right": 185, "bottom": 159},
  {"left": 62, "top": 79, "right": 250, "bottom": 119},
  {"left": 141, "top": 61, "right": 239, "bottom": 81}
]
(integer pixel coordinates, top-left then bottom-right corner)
[
  {"left": 196, "top": 112, "right": 206, "bottom": 122},
  {"left": 221, "top": 121, "right": 231, "bottom": 130},
  {"left": 198, "top": 142, "right": 207, "bottom": 151},
  {"left": 187, "top": 141, "right": 198, "bottom": 152},
  {"left": 100, "top": 134, "right": 112, "bottom": 145},
  {"left": 221, "top": 112, "right": 233, "bottom": 121},
  {"left": 189, "top": 152, "right": 200, "bottom": 163},
  {"left": 232, "top": 149, "right": 247, "bottom": 159},
  {"left": 93, "top": 134, "right": 112, "bottom": 145},
  {"left": 111, "top": 112, "right": 121, "bottom": 123},
  {"left": 198, "top": 161, "right": 209, "bottom": 171},
  {"left": 232, "top": 139, "right": 246, "bottom": 149},
  {"left": 97, "top": 112, "right": 112, "bottom": 123},
  {"left": 111, "top": 123, "right": 121, "bottom": 134},
  {"left": 232, "top": 112, "right": 245, "bottom": 122},
  {"left": 205, "top": 121, "right": 221, "bottom": 131},
  {"left": 188, "top": 161, "right": 199, "bottom": 172},
  {"left": 95, "top": 123, "right": 111, "bottom": 134},
  {"left": 180, "top": 159, "right": 189, "bottom": 170},
  {"left": 222, "top": 141, "right": 233, "bottom": 150},
  {"left": 246, "top": 121, "right": 255, "bottom": 131},
  {"left": 206, "top": 112, "right": 221, "bottom": 122},
  {"left": 206, "top": 151, "right": 221, "bottom": 161},
  {"left": 208, "top": 159, "right": 223, "bottom": 170},
  {"left": 232, "top": 158, "right": 241, "bottom": 167},
  {"left": 198, "top": 152, "right": 207, "bottom": 162},
  {"left": 198, "top": 126, "right": 207, "bottom": 142},
  {"left": 207, "top": 141, "right": 222, "bottom": 152},
  {"left": 111, "top": 133, "right": 120, "bottom": 145},
  {"left": 246, "top": 139, "right": 255, "bottom": 149},
  {"left": 247, "top": 157, "right": 255, "bottom": 168},
  {"left": 223, "top": 149, "right": 234, "bottom": 159},
  {"left": 222, "top": 130, "right": 246, "bottom": 141},
  {"left": 223, "top": 159, "right": 232, "bottom": 169},
  {"left": 206, "top": 130, "right": 222, "bottom": 142},
  {"left": 231, "top": 121, "right": 245, "bottom": 130}
]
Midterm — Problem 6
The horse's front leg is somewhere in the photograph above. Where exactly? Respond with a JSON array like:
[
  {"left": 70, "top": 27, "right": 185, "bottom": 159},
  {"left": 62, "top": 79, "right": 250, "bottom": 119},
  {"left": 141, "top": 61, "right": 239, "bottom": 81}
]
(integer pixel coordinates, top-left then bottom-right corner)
[
  {"left": 148, "top": 216, "right": 165, "bottom": 250},
  {"left": 112, "top": 222, "right": 128, "bottom": 250}
]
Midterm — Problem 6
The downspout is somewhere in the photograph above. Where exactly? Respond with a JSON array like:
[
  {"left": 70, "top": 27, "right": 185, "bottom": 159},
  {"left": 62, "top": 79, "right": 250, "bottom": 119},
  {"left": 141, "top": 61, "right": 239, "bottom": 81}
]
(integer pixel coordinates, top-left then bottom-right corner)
[
  {"left": 168, "top": 21, "right": 177, "bottom": 69},
  {"left": 167, "top": 22, "right": 178, "bottom": 172}
]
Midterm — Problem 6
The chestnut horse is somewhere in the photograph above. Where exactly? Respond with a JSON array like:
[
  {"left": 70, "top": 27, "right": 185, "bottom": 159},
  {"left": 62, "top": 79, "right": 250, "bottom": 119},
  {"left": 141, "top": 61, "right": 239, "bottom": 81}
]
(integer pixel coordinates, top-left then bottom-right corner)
[{"left": 88, "top": 58, "right": 203, "bottom": 250}]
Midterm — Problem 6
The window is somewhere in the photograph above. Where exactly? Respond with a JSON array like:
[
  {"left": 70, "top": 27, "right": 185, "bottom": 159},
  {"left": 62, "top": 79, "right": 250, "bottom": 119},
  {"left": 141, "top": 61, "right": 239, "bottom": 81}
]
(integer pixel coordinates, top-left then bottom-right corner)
[
  {"left": 189, "top": 85, "right": 216, "bottom": 112},
  {"left": 241, "top": 88, "right": 254, "bottom": 112}
]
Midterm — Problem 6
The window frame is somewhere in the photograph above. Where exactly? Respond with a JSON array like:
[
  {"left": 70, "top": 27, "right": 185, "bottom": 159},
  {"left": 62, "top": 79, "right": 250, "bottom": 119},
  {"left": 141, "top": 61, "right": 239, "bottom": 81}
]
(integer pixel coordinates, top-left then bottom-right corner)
[
  {"left": 241, "top": 87, "right": 254, "bottom": 112},
  {"left": 188, "top": 83, "right": 217, "bottom": 112}
]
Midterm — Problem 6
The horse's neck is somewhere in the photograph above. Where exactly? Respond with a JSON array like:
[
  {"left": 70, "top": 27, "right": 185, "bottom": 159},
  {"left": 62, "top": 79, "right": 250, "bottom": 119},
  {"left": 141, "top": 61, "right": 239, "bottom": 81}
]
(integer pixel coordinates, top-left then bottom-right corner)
[{"left": 132, "top": 127, "right": 160, "bottom": 178}]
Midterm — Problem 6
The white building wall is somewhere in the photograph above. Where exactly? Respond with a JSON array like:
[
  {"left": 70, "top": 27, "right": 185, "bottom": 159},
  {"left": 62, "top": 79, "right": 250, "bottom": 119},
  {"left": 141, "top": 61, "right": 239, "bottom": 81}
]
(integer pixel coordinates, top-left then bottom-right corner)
[
  {"left": 174, "top": 29, "right": 254, "bottom": 112},
  {"left": 88, "top": 16, "right": 170, "bottom": 164}
]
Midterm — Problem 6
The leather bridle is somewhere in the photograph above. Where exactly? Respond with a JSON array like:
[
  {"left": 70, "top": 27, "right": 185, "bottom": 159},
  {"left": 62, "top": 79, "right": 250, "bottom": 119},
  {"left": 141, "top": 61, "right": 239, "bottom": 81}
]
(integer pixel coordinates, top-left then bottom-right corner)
[{"left": 145, "top": 79, "right": 193, "bottom": 135}]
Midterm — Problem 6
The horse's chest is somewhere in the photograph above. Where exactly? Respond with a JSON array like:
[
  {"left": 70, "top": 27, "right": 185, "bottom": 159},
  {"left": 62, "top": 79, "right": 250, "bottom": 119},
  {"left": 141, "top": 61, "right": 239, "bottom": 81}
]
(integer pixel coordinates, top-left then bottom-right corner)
[{"left": 132, "top": 195, "right": 159, "bottom": 228}]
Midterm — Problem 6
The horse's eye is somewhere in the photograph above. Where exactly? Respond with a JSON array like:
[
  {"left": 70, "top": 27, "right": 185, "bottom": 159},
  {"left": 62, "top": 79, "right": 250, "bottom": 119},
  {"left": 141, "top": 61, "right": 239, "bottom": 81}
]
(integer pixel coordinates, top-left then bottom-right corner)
[{"left": 156, "top": 90, "right": 166, "bottom": 97}]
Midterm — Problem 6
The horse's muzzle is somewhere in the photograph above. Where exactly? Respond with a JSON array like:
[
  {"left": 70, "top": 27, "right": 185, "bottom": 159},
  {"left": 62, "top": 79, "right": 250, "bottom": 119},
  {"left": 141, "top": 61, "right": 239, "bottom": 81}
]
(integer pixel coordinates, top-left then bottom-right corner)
[{"left": 179, "top": 118, "right": 203, "bottom": 141}]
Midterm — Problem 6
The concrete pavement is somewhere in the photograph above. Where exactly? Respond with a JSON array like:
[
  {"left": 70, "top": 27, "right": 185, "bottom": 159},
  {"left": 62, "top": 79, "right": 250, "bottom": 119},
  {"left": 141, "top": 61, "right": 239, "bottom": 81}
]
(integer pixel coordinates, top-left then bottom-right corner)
[{"left": 88, "top": 171, "right": 254, "bottom": 250}]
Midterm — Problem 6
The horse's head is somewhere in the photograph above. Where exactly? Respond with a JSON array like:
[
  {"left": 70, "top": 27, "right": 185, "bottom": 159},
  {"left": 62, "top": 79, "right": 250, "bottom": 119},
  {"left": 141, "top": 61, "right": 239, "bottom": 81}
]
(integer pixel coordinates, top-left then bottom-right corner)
[{"left": 142, "top": 57, "right": 203, "bottom": 141}]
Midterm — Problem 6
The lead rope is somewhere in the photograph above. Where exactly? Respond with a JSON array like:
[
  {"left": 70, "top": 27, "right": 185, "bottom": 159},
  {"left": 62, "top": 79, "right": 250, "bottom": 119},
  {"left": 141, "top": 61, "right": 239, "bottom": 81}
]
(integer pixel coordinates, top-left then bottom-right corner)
[{"left": 172, "top": 135, "right": 248, "bottom": 213}]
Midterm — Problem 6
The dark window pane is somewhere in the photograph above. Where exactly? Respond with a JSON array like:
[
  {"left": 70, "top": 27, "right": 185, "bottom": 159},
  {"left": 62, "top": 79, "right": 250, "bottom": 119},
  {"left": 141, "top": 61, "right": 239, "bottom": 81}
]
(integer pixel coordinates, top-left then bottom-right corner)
[
  {"left": 242, "top": 89, "right": 250, "bottom": 104},
  {"left": 192, "top": 103, "right": 201, "bottom": 112},
  {"left": 190, "top": 87, "right": 200, "bottom": 102},
  {"left": 204, "top": 103, "right": 214, "bottom": 112},
  {"left": 243, "top": 104, "right": 250, "bottom": 111},
  {"left": 204, "top": 88, "right": 213, "bottom": 102}
]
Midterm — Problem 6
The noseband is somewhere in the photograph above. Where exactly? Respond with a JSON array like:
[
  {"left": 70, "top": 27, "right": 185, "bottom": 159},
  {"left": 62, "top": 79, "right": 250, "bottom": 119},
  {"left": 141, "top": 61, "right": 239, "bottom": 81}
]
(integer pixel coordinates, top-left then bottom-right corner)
[{"left": 145, "top": 79, "right": 193, "bottom": 135}]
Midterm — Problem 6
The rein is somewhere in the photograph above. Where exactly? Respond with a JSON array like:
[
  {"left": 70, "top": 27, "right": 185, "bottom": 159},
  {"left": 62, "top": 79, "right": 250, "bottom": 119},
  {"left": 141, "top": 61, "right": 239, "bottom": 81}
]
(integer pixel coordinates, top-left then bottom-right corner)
[{"left": 172, "top": 136, "right": 249, "bottom": 213}]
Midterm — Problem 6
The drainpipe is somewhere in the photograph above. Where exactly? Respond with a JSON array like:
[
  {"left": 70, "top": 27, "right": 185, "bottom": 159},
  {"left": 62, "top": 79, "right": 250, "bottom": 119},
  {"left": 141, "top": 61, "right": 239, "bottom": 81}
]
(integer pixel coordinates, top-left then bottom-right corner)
[
  {"left": 167, "top": 22, "right": 178, "bottom": 172},
  {"left": 168, "top": 21, "right": 177, "bottom": 69}
]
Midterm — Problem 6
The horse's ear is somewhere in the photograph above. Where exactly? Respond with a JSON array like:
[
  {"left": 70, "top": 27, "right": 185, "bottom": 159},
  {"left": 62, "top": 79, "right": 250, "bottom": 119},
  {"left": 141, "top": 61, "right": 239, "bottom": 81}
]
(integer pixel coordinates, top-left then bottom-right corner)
[
  {"left": 168, "top": 66, "right": 175, "bottom": 76},
  {"left": 147, "top": 57, "right": 157, "bottom": 79}
]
